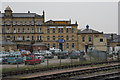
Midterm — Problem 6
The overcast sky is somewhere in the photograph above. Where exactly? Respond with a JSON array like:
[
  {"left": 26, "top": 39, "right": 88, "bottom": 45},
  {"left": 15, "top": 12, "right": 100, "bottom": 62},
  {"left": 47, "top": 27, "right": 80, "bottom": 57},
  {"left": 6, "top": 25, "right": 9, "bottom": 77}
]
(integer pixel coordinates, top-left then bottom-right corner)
[{"left": 1, "top": 2, "right": 118, "bottom": 34}]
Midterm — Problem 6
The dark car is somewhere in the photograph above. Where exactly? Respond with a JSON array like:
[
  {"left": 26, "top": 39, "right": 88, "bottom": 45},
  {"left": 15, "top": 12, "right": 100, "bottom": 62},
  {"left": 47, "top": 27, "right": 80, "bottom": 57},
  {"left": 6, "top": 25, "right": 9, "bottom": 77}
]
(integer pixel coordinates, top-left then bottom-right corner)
[
  {"left": 69, "top": 51, "right": 81, "bottom": 59},
  {"left": 57, "top": 51, "right": 69, "bottom": 59}
]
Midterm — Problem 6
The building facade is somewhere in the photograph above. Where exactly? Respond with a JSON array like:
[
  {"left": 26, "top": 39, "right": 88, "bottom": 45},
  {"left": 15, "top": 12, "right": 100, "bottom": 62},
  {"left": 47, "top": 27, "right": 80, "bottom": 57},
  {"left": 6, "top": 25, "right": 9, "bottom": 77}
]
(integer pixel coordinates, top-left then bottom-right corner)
[{"left": 0, "top": 6, "right": 108, "bottom": 51}]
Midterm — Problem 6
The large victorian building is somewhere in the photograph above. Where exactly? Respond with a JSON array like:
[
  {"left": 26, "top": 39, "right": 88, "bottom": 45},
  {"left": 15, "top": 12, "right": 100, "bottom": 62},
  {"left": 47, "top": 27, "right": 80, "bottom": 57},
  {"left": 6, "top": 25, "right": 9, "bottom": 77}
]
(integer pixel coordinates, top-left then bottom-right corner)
[{"left": 0, "top": 6, "right": 109, "bottom": 51}]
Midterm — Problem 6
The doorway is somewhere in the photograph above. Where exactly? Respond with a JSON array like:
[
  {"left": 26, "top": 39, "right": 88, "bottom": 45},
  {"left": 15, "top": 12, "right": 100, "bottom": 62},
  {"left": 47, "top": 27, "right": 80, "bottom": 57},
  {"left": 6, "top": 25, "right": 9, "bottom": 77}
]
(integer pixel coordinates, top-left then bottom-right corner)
[{"left": 59, "top": 43, "right": 63, "bottom": 51}]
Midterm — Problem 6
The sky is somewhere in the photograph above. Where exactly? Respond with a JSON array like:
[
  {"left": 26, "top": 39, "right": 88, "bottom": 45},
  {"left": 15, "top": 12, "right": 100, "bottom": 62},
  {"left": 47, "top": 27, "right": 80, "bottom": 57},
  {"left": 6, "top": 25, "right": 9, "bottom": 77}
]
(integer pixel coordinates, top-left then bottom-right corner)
[{"left": 1, "top": 2, "right": 118, "bottom": 34}]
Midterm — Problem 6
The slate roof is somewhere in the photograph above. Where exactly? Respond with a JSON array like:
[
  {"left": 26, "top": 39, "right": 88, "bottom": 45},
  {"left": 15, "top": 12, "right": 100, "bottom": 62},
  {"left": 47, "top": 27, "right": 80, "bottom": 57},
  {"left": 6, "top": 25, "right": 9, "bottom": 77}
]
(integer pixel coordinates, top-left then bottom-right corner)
[
  {"left": 78, "top": 28, "right": 102, "bottom": 34},
  {"left": 32, "top": 43, "right": 45, "bottom": 46},
  {"left": 0, "top": 13, "right": 43, "bottom": 18},
  {"left": 111, "top": 35, "right": 120, "bottom": 43},
  {"left": 0, "top": 40, "right": 16, "bottom": 45},
  {"left": 103, "top": 34, "right": 118, "bottom": 40}
]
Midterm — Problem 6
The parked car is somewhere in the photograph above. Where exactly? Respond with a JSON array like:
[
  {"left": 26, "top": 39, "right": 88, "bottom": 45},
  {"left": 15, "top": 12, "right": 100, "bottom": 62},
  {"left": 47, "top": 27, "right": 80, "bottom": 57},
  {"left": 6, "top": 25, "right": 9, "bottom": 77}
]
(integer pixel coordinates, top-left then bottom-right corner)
[
  {"left": 44, "top": 50, "right": 54, "bottom": 59},
  {"left": 7, "top": 53, "right": 24, "bottom": 64},
  {"left": 69, "top": 51, "right": 81, "bottom": 59},
  {"left": 24, "top": 55, "right": 41, "bottom": 65},
  {"left": 38, "top": 56, "right": 45, "bottom": 62},
  {"left": 21, "top": 50, "right": 31, "bottom": 56},
  {"left": 57, "top": 51, "right": 69, "bottom": 59}
]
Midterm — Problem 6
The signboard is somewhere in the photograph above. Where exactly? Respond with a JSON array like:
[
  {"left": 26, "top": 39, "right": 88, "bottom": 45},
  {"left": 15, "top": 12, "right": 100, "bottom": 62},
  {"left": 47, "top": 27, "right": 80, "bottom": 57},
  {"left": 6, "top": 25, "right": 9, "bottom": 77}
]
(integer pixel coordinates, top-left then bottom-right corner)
[
  {"left": 57, "top": 39, "right": 65, "bottom": 43},
  {"left": 66, "top": 26, "right": 72, "bottom": 28},
  {"left": 50, "top": 26, "right": 56, "bottom": 28},
  {"left": 58, "top": 26, "right": 64, "bottom": 28}
]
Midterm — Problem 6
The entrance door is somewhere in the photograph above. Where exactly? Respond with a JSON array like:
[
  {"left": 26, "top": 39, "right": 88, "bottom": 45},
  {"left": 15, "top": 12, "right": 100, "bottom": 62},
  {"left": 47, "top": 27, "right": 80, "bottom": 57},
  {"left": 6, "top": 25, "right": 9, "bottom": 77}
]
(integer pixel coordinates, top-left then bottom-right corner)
[
  {"left": 85, "top": 45, "right": 88, "bottom": 53},
  {"left": 59, "top": 43, "right": 63, "bottom": 51}
]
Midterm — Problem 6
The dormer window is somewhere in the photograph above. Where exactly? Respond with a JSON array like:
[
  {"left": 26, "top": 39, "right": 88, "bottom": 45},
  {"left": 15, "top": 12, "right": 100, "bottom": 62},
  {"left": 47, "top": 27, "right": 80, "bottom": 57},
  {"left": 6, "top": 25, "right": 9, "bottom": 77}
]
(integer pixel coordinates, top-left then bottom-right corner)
[
  {"left": 22, "top": 21, "right": 25, "bottom": 25},
  {"left": 40, "top": 21, "right": 42, "bottom": 25},
  {"left": 6, "top": 21, "right": 10, "bottom": 25},
  {"left": 17, "top": 21, "right": 20, "bottom": 25},
  {"left": 13, "top": 21, "right": 16, "bottom": 25},
  {"left": 36, "top": 21, "right": 39, "bottom": 25},
  {"left": 26, "top": 21, "right": 30, "bottom": 25},
  {"left": 2, "top": 21, "right": 4, "bottom": 25},
  {"left": 31, "top": 21, "right": 34, "bottom": 25}
]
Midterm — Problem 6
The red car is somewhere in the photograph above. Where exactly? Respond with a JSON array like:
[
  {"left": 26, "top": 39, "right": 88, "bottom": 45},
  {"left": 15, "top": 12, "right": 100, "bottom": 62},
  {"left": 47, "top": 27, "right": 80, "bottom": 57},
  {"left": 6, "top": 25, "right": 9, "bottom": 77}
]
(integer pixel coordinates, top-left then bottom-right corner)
[{"left": 25, "top": 55, "right": 41, "bottom": 65}]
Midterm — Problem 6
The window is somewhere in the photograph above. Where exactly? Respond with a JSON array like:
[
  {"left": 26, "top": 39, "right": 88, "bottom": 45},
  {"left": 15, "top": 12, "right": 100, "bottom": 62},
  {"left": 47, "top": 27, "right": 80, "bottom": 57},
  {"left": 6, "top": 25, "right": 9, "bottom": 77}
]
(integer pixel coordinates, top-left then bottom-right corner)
[
  {"left": 6, "top": 21, "right": 10, "bottom": 25},
  {"left": 52, "top": 28, "right": 55, "bottom": 33},
  {"left": 53, "top": 44, "right": 56, "bottom": 47},
  {"left": 27, "top": 28, "right": 30, "bottom": 33},
  {"left": 13, "top": 36, "right": 15, "bottom": 40},
  {"left": 18, "top": 28, "right": 20, "bottom": 33},
  {"left": 47, "top": 36, "right": 50, "bottom": 40},
  {"left": 40, "top": 36, "right": 42, "bottom": 40},
  {"left": 58, "top": 35, "right": 61, "bottom": 39},
  {"left": 32, "top": 28, "right": 34, "bottom": 33},
  {"left": 72, "top": 35, "right": 74, "bottom": 40},
  {"left": 66, "top": 35, "right": 69, "bottom": 40},
  {"left": 40, "top": 28, "right": 42, "bottom": 33},
  {"left": 37, "top": 36, "right": 39, "bottom": 40},
  {"left": 66, "top": 43, "right": 69, "bottom": 48},
  {"left": 7, "top": 28, "right": 10, "bottom": 33},
  {"left": 61, "top": 36, "right": 63, "bottom": 39},
  {"left": 26, "top": 21, "right": 30, "bottom": 25},
  {"left": 23, "top": 36, "right": 25, "bottom": 40},
  {"left": 36, "top": 21, "right": 39, "bottom": 25},
  {"left": 2, "top": 21, "right": 4, "bottom": 25},
  {"left": 61, "top": 28, "right": 63, "bottom": 33},
  {"left": 47, "top": 28, "right": 50, "bottom": 33},
  {"left": 53, "top": 36, "right": 55, "bottom": 40},
  {"left": 58, "top": 28, "right": 60, "bottom": 33},
  {"left": 72, "top": 28, "right": 74, "bottom": 33},
  {"left": 72, "top": 43, "right": 74, "bottom": 48},
  {"left": 32, "top": 36, "right": 34, "bottom": 40},
  {"left": 26, "top": 36, "right": 30, "bottom": 40},
  {"left": 82, "top": 37, "right": 85, "bottom": 42},
  {"left": 17, "top": 21, "right": 20, "bottom": 25},
  {"left": 89, "top": 37, "right": 92, "bottom": 42},
  {"left": 22, "top": 28, "right": 25, "bottom": 33},
  {"left": 31, "top": 21, "right": 34, "bottom": 25},
  {"left": 48, "top": 44, "right": 50, "bottom": 48},
  {"left": 22, "top": 21, "right": 25, "bottom": 25},
  {"left": 39, "top": 21, "right": 42, "bottom": 25},
  {"left": 13, "top": 28, "right": 16, "bottom": 33},
  {"left": 37, "top": 28, "right": 39, "bottom": 33},
  {"left": 12, "top": 21, "right": 16, "bottom": 25},
  {"left": 58, "top": 28, "right": 63, "bottom": 33},
  {"left": 66, "top": 28, "right": 69, "bottom": 33},
  {"left": 100, "top": 38, "right": 103, "bottom": 42}
]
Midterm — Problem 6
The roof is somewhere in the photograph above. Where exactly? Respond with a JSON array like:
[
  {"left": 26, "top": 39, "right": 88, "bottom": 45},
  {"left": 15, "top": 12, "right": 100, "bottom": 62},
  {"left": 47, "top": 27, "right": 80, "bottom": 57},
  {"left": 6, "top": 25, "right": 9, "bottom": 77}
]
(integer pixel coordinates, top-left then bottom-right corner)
[
  {"left": 0, "top": 40, "right": 16, "bottom": 45},
  {"left": 103, "top": 34, "right": 118, "bottom": 40},
  {"left": 111, "top": 35, "right": 120, "bottom": 43},
  {"left": 5, "top": 6, "right": 12, "bottom": 10},
  {"left": 32, "top": 43, "right": 45, "bottom": 46},
  {"left": 78, "top": 28, "right": 103, "bottom": 34},
  {"left": 0, "top": 13, "right": 43, "bottom": 18}
]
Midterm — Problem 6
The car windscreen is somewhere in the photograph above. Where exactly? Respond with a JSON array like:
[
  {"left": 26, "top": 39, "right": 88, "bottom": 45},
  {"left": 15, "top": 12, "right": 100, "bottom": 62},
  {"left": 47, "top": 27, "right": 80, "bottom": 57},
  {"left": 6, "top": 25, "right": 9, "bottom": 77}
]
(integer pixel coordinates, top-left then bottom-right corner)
[{"left": 26, "top": 57, "right": 33, "bottom": 60}]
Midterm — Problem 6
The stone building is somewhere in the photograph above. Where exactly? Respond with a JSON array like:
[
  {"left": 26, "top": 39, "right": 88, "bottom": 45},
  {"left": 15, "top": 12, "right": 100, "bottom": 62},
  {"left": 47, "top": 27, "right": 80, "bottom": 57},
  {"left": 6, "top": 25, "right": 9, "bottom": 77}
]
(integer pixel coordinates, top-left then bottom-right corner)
[
  {"left": 0, "top": 6, "right": 109, "bottom": 51},
  {"left": 0, "top": 6, "right": 78, "bottom": 51},
  {"left": 77, "top": 25, "right": 107, "bottom": 51}
]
